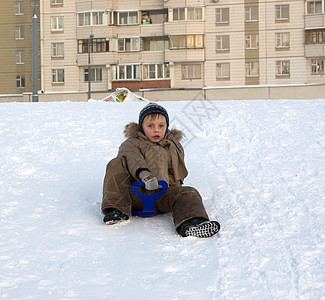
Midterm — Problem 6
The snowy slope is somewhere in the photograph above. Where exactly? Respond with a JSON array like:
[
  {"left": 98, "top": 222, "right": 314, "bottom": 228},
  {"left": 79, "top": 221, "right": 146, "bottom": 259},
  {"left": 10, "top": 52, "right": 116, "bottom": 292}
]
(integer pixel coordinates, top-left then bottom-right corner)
[{"left": 0, "top": 99, "right": 324, "bottom": 300}]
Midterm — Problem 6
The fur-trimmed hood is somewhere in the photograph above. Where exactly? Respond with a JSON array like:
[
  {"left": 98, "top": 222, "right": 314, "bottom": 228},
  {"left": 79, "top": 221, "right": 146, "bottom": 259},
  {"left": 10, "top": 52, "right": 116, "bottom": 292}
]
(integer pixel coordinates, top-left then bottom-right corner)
[
  {"left": 118, "top": 122, "right": 188, "bottom": 185},
  {"left": 123, "top": 122, "right": 184, "bottom": 142}
]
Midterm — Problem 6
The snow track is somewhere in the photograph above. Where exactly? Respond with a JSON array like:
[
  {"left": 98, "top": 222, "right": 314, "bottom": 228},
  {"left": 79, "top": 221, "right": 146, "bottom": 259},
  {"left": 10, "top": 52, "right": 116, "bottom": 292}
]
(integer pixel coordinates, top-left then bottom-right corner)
[{"left": 0, "top": 100, "right": 324, "bottom": 299}]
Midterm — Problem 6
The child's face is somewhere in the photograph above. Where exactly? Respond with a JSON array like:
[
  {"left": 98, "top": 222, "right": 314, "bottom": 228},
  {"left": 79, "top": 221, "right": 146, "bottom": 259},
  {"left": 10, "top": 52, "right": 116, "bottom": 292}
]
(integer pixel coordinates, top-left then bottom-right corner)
[{"left": 142, "top": 114, "right": 167, "bottom": 143}]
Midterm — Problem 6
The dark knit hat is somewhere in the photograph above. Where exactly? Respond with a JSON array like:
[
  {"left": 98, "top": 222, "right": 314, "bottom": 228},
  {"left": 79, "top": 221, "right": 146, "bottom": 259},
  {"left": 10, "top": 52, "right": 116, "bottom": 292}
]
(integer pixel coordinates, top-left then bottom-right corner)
[{"left": 138, "top": 102, "right": 169, "bottom": 133}]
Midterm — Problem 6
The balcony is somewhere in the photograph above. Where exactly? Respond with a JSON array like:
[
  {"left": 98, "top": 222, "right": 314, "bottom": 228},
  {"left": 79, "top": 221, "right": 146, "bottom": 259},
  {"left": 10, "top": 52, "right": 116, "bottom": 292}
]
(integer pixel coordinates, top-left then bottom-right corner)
[
  {"left": 140, "top": 24, "right": 165, "bottom": 37},
  {"left": 305, "top": 14, "right": 325, "bottom": 29},
  {"left": 165, "top": 48, "right": 205, "bottom": 63},
  {"left": 305, "top": 44, "right": 325, "bottom": 57}
]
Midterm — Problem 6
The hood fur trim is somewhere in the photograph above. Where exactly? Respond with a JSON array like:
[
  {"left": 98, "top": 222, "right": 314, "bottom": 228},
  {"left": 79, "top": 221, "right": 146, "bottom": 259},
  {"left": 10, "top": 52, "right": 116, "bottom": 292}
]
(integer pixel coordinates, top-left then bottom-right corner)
[{"left": 124, "top": 122, "right": 184, "bottom": 142}]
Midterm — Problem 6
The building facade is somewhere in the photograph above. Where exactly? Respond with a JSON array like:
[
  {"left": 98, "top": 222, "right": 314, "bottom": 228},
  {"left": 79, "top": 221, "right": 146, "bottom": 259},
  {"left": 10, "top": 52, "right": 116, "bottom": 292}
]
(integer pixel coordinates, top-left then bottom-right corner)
[
  {"left": 1, "top": 1, "right": 324, "bottom": 95},
  {"left": 0, "top": 1, "right": 40, "bottom": 94}
]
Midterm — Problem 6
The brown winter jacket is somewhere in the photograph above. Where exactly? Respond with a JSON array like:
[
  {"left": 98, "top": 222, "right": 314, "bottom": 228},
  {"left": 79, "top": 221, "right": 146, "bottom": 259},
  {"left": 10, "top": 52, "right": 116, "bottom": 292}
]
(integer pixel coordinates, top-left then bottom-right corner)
[{"left": 118, "top": 122, "right": 188, "bottom": 187}]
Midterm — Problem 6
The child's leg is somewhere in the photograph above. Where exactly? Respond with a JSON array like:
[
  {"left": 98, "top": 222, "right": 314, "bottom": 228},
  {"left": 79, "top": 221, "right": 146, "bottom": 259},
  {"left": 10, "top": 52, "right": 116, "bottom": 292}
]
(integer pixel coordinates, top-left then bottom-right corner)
[
  {"left": 102, "top": 156, "right": 135, "bottom": 216},
  {"left": 156, "top": 186, "right": 209, "bottom": 231}
]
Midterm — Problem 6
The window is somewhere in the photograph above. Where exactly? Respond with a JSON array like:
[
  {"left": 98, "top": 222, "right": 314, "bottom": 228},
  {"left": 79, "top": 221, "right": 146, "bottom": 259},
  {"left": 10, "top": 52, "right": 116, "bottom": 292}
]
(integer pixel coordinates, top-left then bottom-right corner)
[
  {"left": 245, "top": 62, "right": 259, "bottom": 77},
  {"left": 16, "top": 76, "right": 25, "bottom": 88},
  {"left": 276, "top": 61, "right": 290, "bottom": 76},
  {"left": 172, "top": 7, "right": 203, "bottom": 21},
  {"left": 16, "top": 50, "right": 25, "bottom": 64},
  {"left": 77, "top": 12, "right": 104, "bottom": 26},
  {"left": 92, "top": 12, "right": 104, "bottom": 25},
  {"left": 305, "top": 29, "right": 325, "bottom": 44},
  {"left": 181, "top": 64, "right": 201, "bottom": 80},
  {"left": 118, "top": 11, "right": 138, "bottom": 25},
  {"left": 84, "top": 68, "right": 102, "bottom": 82},
  {"left": 173, "top": 8, "right": 185, "bottom": 21},
  {"left": 216, "top": 63, "right": 230, "bottom": 79},
  {"left": 276, "top": 33, "right": 290, "bottom": 48},
  {"left": 307, "top": 1, "right": 322, "bottom": 14},
  {"left": 187, "top": 7, "right": 203, "bottom": 21},
  {"left": 118, "top": 38, "right": 140, "bottom": 52},
  {"left": 15, "top": 26, "right": 24, "bottom": 39},
  {"left": 143, "top": 38, "right": 168, "bottom": 51},
  {"left": 111, "top": 65, "right": 140, "bottom": 80},
  {"left": 78, "top": 13, "right": 90, "bottom": 26},
  {"left": 51, "top": 43, "right": 64, "bottom": 57},
  {"left": 78, "top": 39, "right": 109, "bottom": 53},
  {"left": 51, "top": 0, "right": 63, "bottom": 4},
  {"left": 30, "top": 0, "right": 39, "bottom": 6},
  {"left": 275, "top": 5, "right": 289, "bottom": 20},
  {"left": 169, "top": 35, "right": 204, "bottom": 49},
  {"left": 52, "top": 69, "right": 64, "bottom": 83},
  {"left": 245, "top": 34, "right": 259, "bottom": 49},
  {"left": 216, "top": 8, "right": 229, "bottom": 24},
  {"left": 245, "top": 6, "right": 258, "bottom": 22},
  {"left": 14, "top": 2, "right": 24, "bottom": 15},
  {"left": 216, "top": 35, "right": 230, "bottom": 51},
  {"left": 143, "top": 63, "right": 170, "bottom": 80},
  {"left": 311, "top": 59, "right": 324, "bottom": 74},
  {"left": 51, "top": 17, "right": 64, "bottom": 31}
]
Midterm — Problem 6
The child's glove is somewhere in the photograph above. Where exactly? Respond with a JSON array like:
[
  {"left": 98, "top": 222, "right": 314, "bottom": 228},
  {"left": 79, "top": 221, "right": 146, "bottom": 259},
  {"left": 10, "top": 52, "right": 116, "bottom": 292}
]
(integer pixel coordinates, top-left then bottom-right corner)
[{"left": 139, "top": 170, "right": 159, "bottom": 190}]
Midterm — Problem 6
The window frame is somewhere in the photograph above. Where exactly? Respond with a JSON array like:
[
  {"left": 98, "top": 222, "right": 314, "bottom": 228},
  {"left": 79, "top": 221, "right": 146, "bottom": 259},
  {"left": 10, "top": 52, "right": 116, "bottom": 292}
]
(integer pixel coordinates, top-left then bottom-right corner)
[
  {"left": 245, "top": 61, "right": 259, "bottom": 77},
  {"left": 305, "top": 29, "right": 325, "bottom": 44},
  {"left": 111, "top": 64, "right": 141, "bottom": 81},
  {"left": 169, "top": 34, "right": 204, "bottom": 49},
  {"left": 15, "top": 26, "right": 24, "bottom": 39},
  {"left": 84, "top": 68, "right": 103, "bottom": 82},
  {"left": 77, "top": 11, "right": 105, "bottom": 27},
  {"left": 118, "top": 11, "right": 139, "bottom": 25},
  {"left": 276, "top": 32, "right": 290, "bottom": 48},
  {"left": 276, "top": 60, "right": 290, "bottom": 76},
  {"left": 245, "top": 6, "right": 259, "bottom": 22},
  {"left": 52, "top": 69, "right": 65, "bottom": 83},
  {"left": 181, "top": 64, "right": 201, "bottom": 80},
  {"left": 275, "top": 5, "right": 290, "bottom": 21},
  {"left": 245, "top": 34, "right": 259, "bottom": 49},
  {"left": 51, "top": 43, "right": 64, "bottom": 57},
  {"left": 51, "top": 0, "right": 63, "bottom": 5},
  {"left": 171, "top": 7, "right": 203, "bottom": 22},
  {"left": 216, "top": 35, "right": 230, "bottom": 51},
  {"left": 16, "top": 75, "right": 25, "bottom": 88},
  {"left": 306, "top": 0, "right": 323, "bottom": 14},
  {"left": 142, "top": 63, "right": 170, "bottom": 80},
  {"left": 14, "top": 1, "right": 24, "bottom": 15},
  {"left": 51, "top": 16, "right": 64, "bottom": 31},
  {"left": 143, "top": 39, "right": 168, "bottom": 51},
  {"left": 16, "top": 50, "right": 25, "bottom": 64},
  {"left": 117, "top": 37, "right": 140, "bottom": 52},
  {"left": 78, "top": 38, "right": 109, "bottom": 53},
  {"left": 311, "top": 59, "right": 324, "bottom": 74},
  {"left": 216, "top": 8, "right": 229, "bottom": 24},
  {"left": 216, "top": 63, "right": 230, "bottom": 79}
]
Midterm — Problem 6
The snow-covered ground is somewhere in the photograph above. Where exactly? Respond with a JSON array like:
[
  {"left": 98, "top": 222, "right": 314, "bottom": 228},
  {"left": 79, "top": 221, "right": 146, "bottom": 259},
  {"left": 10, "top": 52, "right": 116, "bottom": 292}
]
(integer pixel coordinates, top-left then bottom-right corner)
[{"left": 0, "top": 99, "right": 324, "bottom": 300}]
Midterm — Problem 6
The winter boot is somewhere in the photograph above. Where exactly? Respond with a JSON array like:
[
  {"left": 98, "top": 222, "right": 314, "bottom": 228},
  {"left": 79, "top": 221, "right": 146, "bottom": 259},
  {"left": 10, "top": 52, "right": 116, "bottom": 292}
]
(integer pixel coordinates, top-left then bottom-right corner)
[
  {"left": 103, "top": 208, "right": 129, "bottom": 225},
  {"left": 179, "top": 218, "right": 220, "bottom": 238}
]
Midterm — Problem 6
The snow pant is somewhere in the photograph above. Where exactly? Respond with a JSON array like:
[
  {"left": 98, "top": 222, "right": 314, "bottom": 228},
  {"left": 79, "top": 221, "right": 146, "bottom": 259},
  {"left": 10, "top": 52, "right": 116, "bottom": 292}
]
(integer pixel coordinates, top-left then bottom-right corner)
[{"left": 101, "top": 157, "right": 209, "bottom": 232}]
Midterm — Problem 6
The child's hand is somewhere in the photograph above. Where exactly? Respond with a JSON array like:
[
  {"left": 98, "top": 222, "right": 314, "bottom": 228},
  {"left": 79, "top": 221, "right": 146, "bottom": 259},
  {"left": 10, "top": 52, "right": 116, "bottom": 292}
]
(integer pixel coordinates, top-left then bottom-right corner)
[{"left": 139, "top": 170, "right": 159, "bottom": 190}]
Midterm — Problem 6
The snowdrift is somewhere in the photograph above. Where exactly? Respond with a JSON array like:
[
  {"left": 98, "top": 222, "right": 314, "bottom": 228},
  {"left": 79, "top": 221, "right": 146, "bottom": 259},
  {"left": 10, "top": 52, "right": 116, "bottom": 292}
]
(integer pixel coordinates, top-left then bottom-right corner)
[{"left": 0, "top": 99, "right": 324, "bottom": 299}]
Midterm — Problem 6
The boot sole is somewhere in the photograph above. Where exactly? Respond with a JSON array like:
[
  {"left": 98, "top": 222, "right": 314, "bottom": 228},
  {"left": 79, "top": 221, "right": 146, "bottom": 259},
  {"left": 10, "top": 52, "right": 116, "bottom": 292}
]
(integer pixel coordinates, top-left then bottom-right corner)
[{"left": 185, "top": 221, "right": 220, "bottom": 238}]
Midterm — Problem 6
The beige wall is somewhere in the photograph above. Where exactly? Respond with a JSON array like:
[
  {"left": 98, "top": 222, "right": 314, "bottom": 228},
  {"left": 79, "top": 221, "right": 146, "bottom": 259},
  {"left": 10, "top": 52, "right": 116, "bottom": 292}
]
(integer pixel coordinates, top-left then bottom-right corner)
[
  {"left": 0, "top": 2, "right": 40, "bottom": 94},
  {"left": 35, "top": 0, "right": 325, "bottom": 95}
]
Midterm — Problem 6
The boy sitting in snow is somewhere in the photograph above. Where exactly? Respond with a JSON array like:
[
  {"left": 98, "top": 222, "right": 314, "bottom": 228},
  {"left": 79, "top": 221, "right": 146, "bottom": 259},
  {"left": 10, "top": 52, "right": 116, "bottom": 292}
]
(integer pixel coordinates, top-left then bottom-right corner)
[{"left": 101, "top": 102, "right": 220, "bottom": 238}]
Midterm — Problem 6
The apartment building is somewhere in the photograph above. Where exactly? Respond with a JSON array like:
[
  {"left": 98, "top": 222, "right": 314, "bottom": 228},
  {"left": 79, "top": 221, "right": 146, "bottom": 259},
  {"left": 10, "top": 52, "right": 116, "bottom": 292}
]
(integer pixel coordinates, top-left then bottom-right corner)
[
  {"left": 12, "top": 0, "right": 325, "bottom": 95},
  {"left": 0, "top": 1, "right": 40, "bottom": 94}
]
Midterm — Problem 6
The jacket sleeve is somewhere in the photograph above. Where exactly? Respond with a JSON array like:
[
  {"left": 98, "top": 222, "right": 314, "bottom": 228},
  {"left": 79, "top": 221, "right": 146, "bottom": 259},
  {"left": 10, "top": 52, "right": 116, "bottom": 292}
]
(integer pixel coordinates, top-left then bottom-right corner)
[{"left": 117, "top": 138, "right": 149, "bottom": 179}]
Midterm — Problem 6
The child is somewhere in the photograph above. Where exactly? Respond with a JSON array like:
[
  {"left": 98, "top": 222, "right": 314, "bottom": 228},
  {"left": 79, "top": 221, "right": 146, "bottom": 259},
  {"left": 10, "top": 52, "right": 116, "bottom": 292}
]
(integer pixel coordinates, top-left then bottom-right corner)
[{"left": 101, "top": 102, "right": 220, "bottom": 238}]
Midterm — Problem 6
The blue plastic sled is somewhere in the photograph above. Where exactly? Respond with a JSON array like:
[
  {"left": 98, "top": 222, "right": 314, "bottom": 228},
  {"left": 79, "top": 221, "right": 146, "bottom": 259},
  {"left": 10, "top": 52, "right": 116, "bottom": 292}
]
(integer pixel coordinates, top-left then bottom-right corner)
[{"left": 131, "top": 180, "right": 168, "bottom": 218}]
